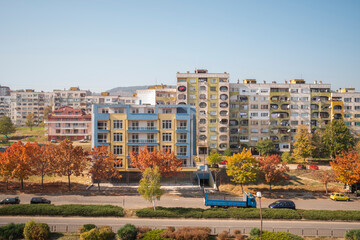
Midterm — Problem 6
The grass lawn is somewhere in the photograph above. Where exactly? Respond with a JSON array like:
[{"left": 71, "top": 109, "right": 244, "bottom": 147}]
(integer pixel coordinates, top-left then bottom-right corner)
[
  {"left": 49, "top": 233, "right": 80, "bottom": 240},
  {"left": 1, "top": 126, "right": 47, "bottom": 145}
]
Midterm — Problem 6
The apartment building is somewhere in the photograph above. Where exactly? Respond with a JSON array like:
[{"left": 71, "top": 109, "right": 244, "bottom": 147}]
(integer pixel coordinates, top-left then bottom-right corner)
[
  {"left": 52, "top": 87, "right": 91, "bottom": 112},
  {"left": 85, "top": 92, "right": 122, "bottom": 113},
  {"left": 92, "top": 104, "right": 196, "bottom": 172},
  {"left": 46, "top": 106, "right": 91, "bottom": 141},
  {"left": 176, "top": 69, "right": 230, "bottom": 157},
  {"left": 228, "top": 79, "right": 331, "bottom": 152},
  {"left": 136, "top": 85, "right": 176, "bottom": 105},
  {"left": 331, "top": 88, "right": 360, "bottom": 136},
  {"left": 10, "top": 90, "right": 53, "bottom": 126}
]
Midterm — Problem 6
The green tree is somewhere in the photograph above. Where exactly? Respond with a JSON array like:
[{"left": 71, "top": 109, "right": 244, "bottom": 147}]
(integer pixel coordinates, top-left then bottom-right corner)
[
  {"left": 255, "top": 139, "right": 276, "bottom": 156},
  {"left": 226, "top": 149, "right": 259, "bottom": 193},
  {"left": 323, "top": 120, "right": 355, "bottom": 158},
  {"left": 311, "top": 128, "right": 329, "bottom": 158},
  {"left": 281, "top": 152, "right": 294, "bottom": 164},
  {"left": 43, "top": 106, "right": 52, "bottom": 121},
  {"left": 0, "top": 116, "right": 16, "bottom": 141},
  {"left": 293, "top": 125, "right": 315, "bottom": 163},
  {"left": 25, "top": 113, "right": 35, "bottom": 131},
  {"left": 207, "top": 150, "right": 223, "bottom": 187},
  {"left": 224, "top": 147, "right": 233, "bottom": 156},
  {"left": 137, "top": 166, "right": 164, "bottom": 210}
]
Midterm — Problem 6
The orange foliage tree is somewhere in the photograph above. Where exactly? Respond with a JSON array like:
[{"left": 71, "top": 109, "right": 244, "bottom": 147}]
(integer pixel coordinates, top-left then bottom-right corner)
[
  {"left": 53, "top": 140, "right": 89, "bottom": 191},
  {"left": 258, "top": 154, "right": 289, "bottom": 192},
  {"left": 0, "top": 150, "right": 13, "bottom": 189},
  {"left": 2, "top": 141, "right": 33, "bottom": 189},
  {"left": 316, "top": 171, "right": 335, "bottom": 194},
  {"left": 129, "top": 147, "right": 182, "bottom": 177},
  {"left": 330, "top": 149, "right": 360, "bottom": 191},
  {"left": 29, "top": 143, "right": 56, "bottom": 189},
  {"left": 89, "top": 146, "right": 122, "bottom": 191}
]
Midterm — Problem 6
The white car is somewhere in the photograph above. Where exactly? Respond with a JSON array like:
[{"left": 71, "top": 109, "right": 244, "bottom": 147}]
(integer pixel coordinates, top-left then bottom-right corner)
[{"left": 79, "top": 139, "right": 88, "bottom": 143}]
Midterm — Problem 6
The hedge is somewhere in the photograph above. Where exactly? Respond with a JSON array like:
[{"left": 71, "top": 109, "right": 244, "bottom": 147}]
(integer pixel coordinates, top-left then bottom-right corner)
[
  {"left": 136, "top": 207, "right": 360, "bottom": 221},
  {"left": 0, "top": 204, "right": 124, "bottom": 217}
]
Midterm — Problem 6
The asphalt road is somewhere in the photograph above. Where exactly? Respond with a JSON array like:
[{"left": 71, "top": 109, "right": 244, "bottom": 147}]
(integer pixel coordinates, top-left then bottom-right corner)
[{"left": 1, "top": 193, "right": 359, "bottom": 210}]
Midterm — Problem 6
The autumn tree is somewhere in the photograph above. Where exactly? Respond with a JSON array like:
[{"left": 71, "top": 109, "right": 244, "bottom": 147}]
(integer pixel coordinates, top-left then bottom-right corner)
[
  {"left": 223, "top": 147, "right": 233, "bottom": 157},
  {"left": 323, "top": 120, "right": 354, "bottom": 158},
  {"left": 316, "top": 171, "right": 335, "bottom": 194},
  {"left": 89, "top": 146, "right": 122, "bottom": 191},
  {"left": 3, "top": 141, "right": 33, "bottom": 189},
  {"left": 0, "top": 150, "right": 13, "bottom": 189},
  {"left": 226, "top": 149, "right": 259, "bottom": 193},
  {"left": 53, "top": 140, "right": 89, "bottom": 191},
  {"left": 258, "top": 154, "right": 289, "bottom": 192},
  {"left": 30, "top": 143, "right": 56, "bottom": 189},
  {"left": 207, "top": 150, "right": 223, "bottom": 187},
  {"left": 293, "top": 125, "right": 315, "bottom": 163},
  {"left": 43, "top": 106, "right": 53, "bottom": 121},
  {"left": 129, "top": 147, "right": 182, "bottom": 177},
  {"left": 26, "top": 113, "right": 35, "bottom": 131},
  {"left": 137, "top": 166, "right": 164, "bottom": 210},
  {"left": 311, "top": 129, "right": 329, "bottom": 158},
  {"left": 255, "top": 139, "right": 276, "bottom": 156},
  {"left": 0, "top": 116, "right": 16, "bottom": 141},
  {"left": 330, "top": 149, "right": 360, "bottom": 191}
]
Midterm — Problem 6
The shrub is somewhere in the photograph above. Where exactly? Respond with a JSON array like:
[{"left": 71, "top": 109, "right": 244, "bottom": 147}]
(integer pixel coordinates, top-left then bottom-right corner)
[
  {"left": 0, "top": 223, "right": 25, "bottom": 240},
  {"left": 117, "top": 224, "right": 138, "bottom": 240},
  {"left": 141, "top": 229, "right": 171, "bottom": 240},
  {"left": 281, "top": 152, "right": 294, "bottom": 164},
  {"left": 218, "top": 230, "right": 231, "bottom": 240},
  {"left": 80, "top": 228, "right": 100, "bottom": 240},
  {"left": 161, "top": 227, "right": 211, "bottom": 240},
  {"left": 23, "top": 220, "right": 50, "bottom": 240},
  {"left": 249, "top": 230, "right": 303, "bottom": 240},
  {"left": 302, "top": 210, "right": 360, "bottom": 221},
  {"left": 0, "top": 204, "right": 124, "bottom": 217},
  {"left": 233, "top": 230, "right": 243, "bottom": 240},
  {"left": 345, "top": 229, "right": 360, "bottom": 240},
  {"left": 79, "top": 224, "right": 97, "bottom": 233},
  {"left": 80, "top": 226, "right": 115, "bottom": 240},
  {"left": 136, "top": 227, "right": 151, "bottom": 239},
  {"left": 98, "top": 226, "right": 115, "bottom": 240}
]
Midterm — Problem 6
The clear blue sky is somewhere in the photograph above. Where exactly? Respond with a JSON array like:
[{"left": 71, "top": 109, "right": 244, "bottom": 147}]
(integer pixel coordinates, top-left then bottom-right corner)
[{"left": 1, "top": 0, "right": 359, "bottom": 92}]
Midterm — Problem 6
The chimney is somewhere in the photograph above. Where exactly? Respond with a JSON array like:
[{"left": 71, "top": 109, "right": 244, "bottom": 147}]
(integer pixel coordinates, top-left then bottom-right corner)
[
  {"left": 285, "top": 80, "right": 288, "bottom": 84},
  {"left": 263, "top": 80, "right": 266, "bottom": 84},
  {"left": 314, "top": 80, "right": 318, "bottom": 84}
]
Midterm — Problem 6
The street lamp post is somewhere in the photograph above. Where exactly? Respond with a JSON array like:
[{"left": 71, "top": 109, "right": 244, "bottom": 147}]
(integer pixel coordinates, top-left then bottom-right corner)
[{"left": 256, "top": 191, "right": 262, "bottom": 240}]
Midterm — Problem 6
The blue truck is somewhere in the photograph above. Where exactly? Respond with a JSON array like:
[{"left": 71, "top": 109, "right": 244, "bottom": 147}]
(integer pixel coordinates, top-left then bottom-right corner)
[{"left": 204, "top": 191, "right": 257, "bottom": 208}]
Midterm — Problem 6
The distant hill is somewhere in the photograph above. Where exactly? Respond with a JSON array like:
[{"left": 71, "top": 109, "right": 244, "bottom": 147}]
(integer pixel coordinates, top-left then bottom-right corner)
[{"left": 107, "top": 85, "right": 176, "bottom": 96}]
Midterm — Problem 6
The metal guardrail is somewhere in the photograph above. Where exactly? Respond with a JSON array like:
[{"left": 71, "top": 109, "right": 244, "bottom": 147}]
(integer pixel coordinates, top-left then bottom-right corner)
[{"left": 37, "top": 224, "right": 350, "bottom": 238}]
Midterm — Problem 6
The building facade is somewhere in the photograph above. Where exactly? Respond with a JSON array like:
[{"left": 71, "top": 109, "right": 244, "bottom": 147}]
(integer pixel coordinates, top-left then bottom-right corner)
[
  {"left": 46, "top": 106, "right": 91, "bottom": 141},
  {"left": 10, "top": 90, "right": 53, "bottom": 126},
  {"left": 52, "top": 87, "right": 91, "bottom": 112},
  {"left": 92, "top": 104, "right": 196, "bottom": 171},
  {"left": 136, "top": 85, "right": 176, "bottom": 105},
  {"left": 176, "top": 69, "right": 230, "bottom": 157}
]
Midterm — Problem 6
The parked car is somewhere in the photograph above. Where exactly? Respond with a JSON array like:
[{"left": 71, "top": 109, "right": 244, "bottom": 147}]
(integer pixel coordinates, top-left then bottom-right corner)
[
  {"left": 330, "top": 193, "right": 350, "bottom": 201},
  {"left": 50, "top": 139, "right": 57, "bottom": 143},
  {"left": 79, "top": 139, "right": 88, "bottom": 143},
  {"left": 309, "top": 165, "right": 319, "bottom": 170},
  {"left": 0, "top": 197, "right": 20, "bottom": 205},
  {"left": 297, "top": 164, "right": 306, "bottom": 170},
  {"left": 268, "top": 200, "right": 296, "bottom": 210},
  {"left": 220, "top": 160, "right": 227, "bottom": 165},
  {"left": 30, "top": 197, "right": 51, "bottom": 204}
]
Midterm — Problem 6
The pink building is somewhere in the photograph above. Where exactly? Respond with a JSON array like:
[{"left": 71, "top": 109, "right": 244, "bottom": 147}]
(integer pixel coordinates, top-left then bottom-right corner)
[{"left": 46, "top": 106, "right": 91, "bottom": 141}]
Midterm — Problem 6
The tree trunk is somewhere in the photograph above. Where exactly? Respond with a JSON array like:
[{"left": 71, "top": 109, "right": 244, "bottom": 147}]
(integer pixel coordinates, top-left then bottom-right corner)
[
  {"left": 152, "top": 197, "right": 156, "bottom": 211},
  {"left": 6, "top": 180, "right": 8, "bottom": 190},
  {"left": 240, "top": 183, "right": 244, "bottom": 193},
  {"left": 21, "top": 178, "right": 24, "bottom": 190},
  {"left": 325, "top": 183, "right": 328, "bottom": 194},
  {"left": 41, "top": 175, "right": 44, "bottom": 189},
  {"left": 68, "top": 174, "right": 71, "bottom": 191},
  {"left": 98, "top": 182, "right": 101, "bottom": 191},
  {"left": 269, "top": 182, "right": 272, "bottom": 193}
]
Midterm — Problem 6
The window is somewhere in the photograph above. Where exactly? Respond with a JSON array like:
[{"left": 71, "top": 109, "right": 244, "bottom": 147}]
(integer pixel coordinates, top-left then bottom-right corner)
[
  {"left": 98, "top": 134, "right": 107, "bottom": 143},
  {"left": 163, "top": 145, "right": 172, "bottom": 153},
  {"left": 345, "top": 122, "right": 351, "bottom": 126},
  {"left": 56, "top": 129, "right": 60, "bottom": 134},
  {"left": 210, "top": 87, "right": 216, "bottom": 91},
  {"left": 162, "top": 120, "right": 172, "bottom": 129},
  {"left": 344, "top": 114, "right": 352, "bottom": 118},
  {"left": 113, "top": 145, "right": 123, "bottom": 155},
  {"left": 147, "top": 108, "right": 155, "bottom": 113},
  {"left": 190, "top": 86, "right": 196, "bottom": 91},
  {"left": 178, "top": 146, "right": 187, "bottom": 155},
  {"left": 97, "top": 121, "right": 107, "bottom": 130},
  {"left": 355, "top": 98, "right": 360, "bottom": 102},
  {"left": 189, "top": 95, "right": 196, "bottom": 99},
  {"left": 291, "top": 97, "right": 298, "bottom": 101},
  {"left": 131, "top": 146, "right": 139, "bottom": 154},
  {"left": 261, "top": 113, "right": 269, "bottom": 117},
  {"left": 251, "top": 112, "right": 258, "bottom": 117},
  {"left": 210, "top": 111, "right": 216, "bottom": 115},
  {"left": 162, "top": 133, "right": 172, "bottom": 142},
  {"left": 301, "top": 105, "right": 309, "bottom": 109},
  {"left": 251, "top": 105, "right": 258, "bottom": 109},
  {"left": 56, "top": 123, "right": 60, "bottom": 127},
  {"left": 113, "top": 120, "right": 123, "bottom": 129},
  {"left": 210, "top": 127, "right": 216, "bottom": 132},
  {"left": 210, "top": 119, "right": 217, "bottom": 123},
  {"left": 291, "top": 113, "right": 299, "bottom": 117},
  {"left": 163, "top": 109, "right": 172, "bottom": 113},
  {"left": 301, "top": 113, "right": 309, "bottom": 117},
  {"left": 210, "top": 95, "right": 217, "bottom": 99},
  {"left": 210, "top": 135, "right": 217, "bottom": 140},
  {"left": 261, "top": 105, "right": 268, "bottom": 109},
  {"left": 131, "top": 108, "right": 139, "bottom": 114},
  {"left": 113, "top": 133, "right": 123, "bottom": 142},
  {"left": 301, "top": 97, "right": 309, "bottom": 101},
  {"left": 210, "top": 103, "right": 217, "bottom": 108},
  {"left": 189, "top": 78, "right": 196, "bottom": 83},
  {"left": 147, "top": 146, "right": 154, "bottom": 152},
  {"left": 251, "top": 129, "right": 258, "bottom": 133},
  {"left": 344, "top": 98, "right": 352, "bottom": 102},
  {"left": 345, "top": 106, "right": 352, "bottom": 110},
  {"left": 261, "top": 128, "right": 269, "bottom": 133},
  {"left": 251, "top": 96, "right": 258, "bottom": 101},
  {"left": 210, "top": 78, "right": 217, "bottom": 83}
]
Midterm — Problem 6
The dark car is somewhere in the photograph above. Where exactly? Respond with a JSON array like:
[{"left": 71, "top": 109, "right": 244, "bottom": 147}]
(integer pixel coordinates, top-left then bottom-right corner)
[
  {"left": 268, "top": 200, "right": 296, "bottom": 210},
  {"left": 297, "top": 164, "right": 306, "bottom": 170},
  {"left": 30, "top": 197, "right": 51, "bottom": 204},
  {"left": 0, "top": 197, "right": 20, "bottom": 205}
]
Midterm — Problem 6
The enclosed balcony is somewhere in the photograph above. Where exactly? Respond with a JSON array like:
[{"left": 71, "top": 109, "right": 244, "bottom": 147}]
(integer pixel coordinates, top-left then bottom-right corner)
[
  {"left": 333, "top": 113, "right": 343, "bottom": 119},
  {"left": 220, "top": 86, "right": 228, "bottom": 92},
  {"left": 220, "top": 119, "right": 228, "bottom": 125},
  {"left": 219, "top": 110, "right": 228, "bottom": 116},
  {"left": 312, "top": 96, "right": 329, "bottom": 102},
  {"left": 281, "top": 104, "right": 290, "bottom": 110},
  {"left": 220, "top": 102, "right": 228, "bottom": 108},
  {"left": 311, "top": 104, "right": 319, "bottom": 110},
  {"left": 271, "top": 112, "right": 289, "bottom": 119},
  {"left": 229, "top": 120, "right": 239, "bottom": 126},
  {"left": 220, "top": 94, "right": 228, "bottom": 100},
  {"left": 333, "top": 105, "right": 342, "bottom": 111},
  {"left": 220, "top": 127, "right": 228, "bottom": 133},
  {"left": 271, "top": 96, "right": 289, "bottom": 102},
  {"left": 270, "top": 104, "right": 279, "bottom": 110}
]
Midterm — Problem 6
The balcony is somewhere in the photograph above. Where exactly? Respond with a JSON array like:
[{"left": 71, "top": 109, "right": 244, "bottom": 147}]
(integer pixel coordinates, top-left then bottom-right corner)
[
  {"left": 127, "top": 139, "right": 159, "bottom": 145},
  {"left": 176, "top": 152, "right": 187, "bottom": 156},
  {"left": 127, "top": 126, "right": 158, "bottom": 132},
  {"left": 177, "top": 139, "right": 187, "bottom": 143}
]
